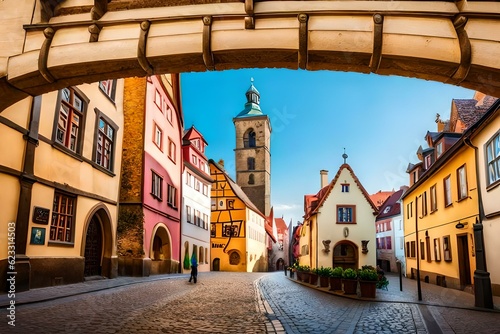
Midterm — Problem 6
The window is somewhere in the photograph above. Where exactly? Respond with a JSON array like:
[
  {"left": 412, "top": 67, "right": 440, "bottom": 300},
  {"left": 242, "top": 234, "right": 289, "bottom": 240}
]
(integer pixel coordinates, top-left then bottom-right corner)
[
  {"left": 154, "top": 89, "right": 161, "bottom": 109},
  {"left": 244, "top": 129, "right": 256, "bottom": 148},
  {"left": 50, "top": 192, "right": 76, "bottom": 243},
  {"left": 203, "top": 214, "right": 209, "bottom": 229},
  {"left": 186, "top": 206, "right": 192, "bottom": 223},
  {"left": 248, "top": 174, "right": 255, "bottom": 184},
  {"left": 247, "top": 157, "right": 255, "bottom": 171},
  {"left": 434, "top": 238, "right": 441, "bottom": 261},
  {"left": 167, "top": 184, "right": 177, "bottom": 208},
  {"left": 211, "top": 224, "right": 216, "bottom": 237},
  {"left": 202, "top": 184, "right": 208, "bottom": 196},
  {"left": 166, "top": 105, "right": 173, "bottom": 124},
  {"left": 154, "top": 124, "right": 162, "bottom": 149},
  {"left": 421, "top": 191, "right": 428, "bottom": 217},
  {"left": 229, "top": 251, "right": 241, "bottom": 265},
  {"left": 168, "top": 139, "right": 176, "bottom": 163},
  {"left": 457, "top": 165, "right": 468, "bottom": 201},
  {"left": 195, "top": 179, "right": 200, "bottom": 192},
  {"left": 152, "top": 172, "right": 163, "bottom": 200},
  {"left": 406, "top": 202, "right": 413, "bottom": 219},
  {"left": 337, "top": 206, "right": 355, "bottom": 223},
  {"left": 341, "top": 184, "right": 350, "bottom": 192},
  {"left": 99, "top": 79, "right": 116, "bottom": 100},
  {"left": 95, "top": 115, "right": 115, "bottom": 171},
  {"left": 382, "top": 205, "right": 391, "bottom": 214},
  {"left": 486, "top": 132, "right": 500, "bottom": 186},
  {"left": 410, "top": 241, "right": 416, "bottom": 258},
  {"left": 386, "top": 236, "right": 392, "bottom": 250},
  {"left": 420, "top": 241, "right": 425, "bottom": 260},
  {"left": 436, "top": 142, "right": 443, "bottom": 158},
  {"left": 430, "top": 184, "right": 437, "bottom": 212},
  {"left": 443, "top": 235, "right": 452, "bottom": 261},
  {"left": 55, "top": 87, "right": 85, "bottom": 153},
  {"left": 444, "top": 175, "right": 452, "bottom": 207},
  {"left": 192, "top": 155, "right": 198, "bottom": 165},
  {"left": 223, "top": 224, "right": 239, "bottom": 237},
  {"left": 186, "top": 172, "right": 192, "bottom": 186},
  {"left": 424, "top": 155, "right": 432, "bottom": 169}
]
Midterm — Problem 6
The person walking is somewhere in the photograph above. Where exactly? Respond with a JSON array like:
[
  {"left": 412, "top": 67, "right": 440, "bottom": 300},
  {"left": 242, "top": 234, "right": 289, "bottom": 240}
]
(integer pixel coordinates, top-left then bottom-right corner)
[{"left": 189, "top": 257, "right": 198, "bottom": 283}]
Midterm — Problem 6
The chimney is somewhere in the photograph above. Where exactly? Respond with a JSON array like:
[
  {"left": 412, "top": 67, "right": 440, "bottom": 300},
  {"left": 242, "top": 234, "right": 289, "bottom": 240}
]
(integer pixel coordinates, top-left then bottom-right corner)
[{"left": 320, "top": 170, "right": 329, "bottom": 188}]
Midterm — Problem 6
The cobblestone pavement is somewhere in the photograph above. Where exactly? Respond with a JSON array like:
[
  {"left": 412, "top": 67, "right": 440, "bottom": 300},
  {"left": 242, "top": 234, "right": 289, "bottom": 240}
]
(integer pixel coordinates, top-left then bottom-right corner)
[{"left": 2, "top": 272, "right": 500, "bottom": 333}]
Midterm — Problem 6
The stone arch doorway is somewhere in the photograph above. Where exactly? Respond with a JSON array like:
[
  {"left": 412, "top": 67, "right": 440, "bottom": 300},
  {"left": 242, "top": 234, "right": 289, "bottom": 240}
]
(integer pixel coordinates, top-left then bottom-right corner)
[
  {"left": 150, "top": 224, "right": 172, "bottom": 274},
  {"left": 332, "top": 241, "right": 359, "bottom": 270},
  {"left": 81, "top": 204, "right": 115, "bottom": 279},
  {"left": 213, "top": 258, "right": 220, "bottom": 271},
  {"left": 276, "top": 258, "right": 285, "bottom": 271}
]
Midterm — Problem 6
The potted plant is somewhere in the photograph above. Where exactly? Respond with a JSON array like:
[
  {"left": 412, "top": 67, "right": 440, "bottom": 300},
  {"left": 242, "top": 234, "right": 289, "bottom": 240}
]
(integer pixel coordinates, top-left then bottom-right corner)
[
  {"left": 309, "top": 267, "right": 319, "bottom": 285},
  {"left": 300, "top": 265, "right": 311, "bottom": 282},
  {"left": 317, "top": 266, "right": 331, "bottom": 288},
  {"left": 329, "top": 266, "right": 343, "bottom": 291},
  {"left": 342, "top": 268, "right": 358, "bottom": 294},
  {"left": 358, "top": 267, "right": 378, "bottom": 298}
]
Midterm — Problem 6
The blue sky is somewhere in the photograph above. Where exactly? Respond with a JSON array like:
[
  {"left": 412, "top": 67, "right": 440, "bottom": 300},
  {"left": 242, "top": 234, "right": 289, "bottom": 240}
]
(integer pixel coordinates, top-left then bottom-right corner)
[{"left": 180, "top": 69, "right": 475, "bottom": 225}]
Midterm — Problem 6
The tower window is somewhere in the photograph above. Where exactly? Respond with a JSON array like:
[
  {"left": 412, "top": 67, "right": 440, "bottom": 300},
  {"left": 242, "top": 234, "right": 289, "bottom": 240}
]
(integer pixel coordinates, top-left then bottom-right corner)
[
  {"left": 247, "top": 157, "right": 255, "bottom": 170},
  {"left": 248, "top": 173, "right": 255, "bottom": 184},
  {"left": 341, "top": 184, "right": 350, "bottom": 192},
  {"left": 244, "top": 129, "right": 256, "bottom": 148}
]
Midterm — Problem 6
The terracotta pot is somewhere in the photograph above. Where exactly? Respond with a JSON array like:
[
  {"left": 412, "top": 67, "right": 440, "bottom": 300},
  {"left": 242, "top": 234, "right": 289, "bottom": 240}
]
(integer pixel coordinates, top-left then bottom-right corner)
[
  {"left": 342, "top": 278, "right": 358, "bottom": 294},
  {"left": 309, "top": 273, "right": 318, "bottom": 285},
  {"left": 319, "top": 276, "right": 329, "bottom": 288},
  {"left": 329, "top": 277, "right": 342, "bottom": 291},
  {"left": 359, "top": 280, "right": 376, "bottom": 298}
]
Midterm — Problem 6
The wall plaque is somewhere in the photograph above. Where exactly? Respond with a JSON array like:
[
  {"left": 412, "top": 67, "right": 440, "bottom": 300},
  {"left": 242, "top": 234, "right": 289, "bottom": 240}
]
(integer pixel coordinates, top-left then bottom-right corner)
[{"left": 33, "top": 206, "right": 50, "bottom": 224}]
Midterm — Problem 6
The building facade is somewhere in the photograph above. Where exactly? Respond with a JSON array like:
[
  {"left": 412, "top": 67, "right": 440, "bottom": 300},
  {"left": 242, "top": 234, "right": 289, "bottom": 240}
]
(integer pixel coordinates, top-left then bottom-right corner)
[
  {"left": 233, "top": 80, "right": 271, "bottom": 216},
  {"left": 209, "top": 160, "right": 272, "bottom": 272},
  {"left": 300, "top": 165, "right": 378, "bottom": 270},
  {"left": 375, "top": 187, "right": 407, "bottom": 273},
  {"left": 0, "top": 79, "right": 124, "bottom": 291},
  {"left": 403, "top": 92, "right": 497, "bottom": 292},
  {"left": 119, "top": 75, "right": 183, "bottom": 276},
  {"left": 181, "top": 126, "right": 212, "bottom": 274}
]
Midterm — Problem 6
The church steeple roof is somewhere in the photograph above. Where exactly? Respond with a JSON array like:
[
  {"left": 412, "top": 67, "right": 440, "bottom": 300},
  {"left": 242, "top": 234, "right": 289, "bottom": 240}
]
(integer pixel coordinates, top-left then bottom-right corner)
[{"left": 235, "top": 78, "right": 264, "bottom": 118}]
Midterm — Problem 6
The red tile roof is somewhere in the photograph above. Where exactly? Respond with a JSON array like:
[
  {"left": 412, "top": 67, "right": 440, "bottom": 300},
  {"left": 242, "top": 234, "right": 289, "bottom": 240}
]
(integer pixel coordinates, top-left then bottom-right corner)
[{"left": 370, "top": 190, "right": 396, "bottom": 209}]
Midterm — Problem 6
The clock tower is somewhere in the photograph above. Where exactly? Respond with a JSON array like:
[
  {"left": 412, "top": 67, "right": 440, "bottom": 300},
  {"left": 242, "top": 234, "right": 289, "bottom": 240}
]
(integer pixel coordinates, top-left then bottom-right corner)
[{"left": 233, "top": 79, "right": 271, "bottom": 216}]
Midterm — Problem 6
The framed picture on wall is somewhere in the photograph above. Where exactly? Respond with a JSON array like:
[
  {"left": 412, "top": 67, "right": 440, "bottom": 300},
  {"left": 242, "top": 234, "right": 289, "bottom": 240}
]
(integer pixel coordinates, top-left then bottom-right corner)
[{"left": 30, "top": 227, "right": 46, "bottom": 245}]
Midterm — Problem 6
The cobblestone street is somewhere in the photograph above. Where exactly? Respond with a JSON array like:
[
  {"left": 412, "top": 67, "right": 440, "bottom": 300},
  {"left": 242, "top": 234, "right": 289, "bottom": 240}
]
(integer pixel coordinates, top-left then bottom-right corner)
[{"left": 2, "top": 272, "right": 500, "bottom": 333}]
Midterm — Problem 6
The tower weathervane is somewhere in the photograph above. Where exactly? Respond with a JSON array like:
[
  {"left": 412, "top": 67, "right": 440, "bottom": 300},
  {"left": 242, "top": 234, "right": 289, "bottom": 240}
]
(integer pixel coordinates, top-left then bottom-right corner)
[{"left": 342, "top": 148, "right": 348, "bottom": 164}]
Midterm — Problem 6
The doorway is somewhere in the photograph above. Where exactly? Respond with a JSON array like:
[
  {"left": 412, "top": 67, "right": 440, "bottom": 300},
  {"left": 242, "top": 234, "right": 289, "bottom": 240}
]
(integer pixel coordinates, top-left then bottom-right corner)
[
  {"left": 457, "top": 234, "right": 471, "bottom": 290},
  {"left": 84, "top": 217, "right": 103, "bottom": 277},
  {"left": 213, "top": 258, "right": 220, "bottom": 271}
]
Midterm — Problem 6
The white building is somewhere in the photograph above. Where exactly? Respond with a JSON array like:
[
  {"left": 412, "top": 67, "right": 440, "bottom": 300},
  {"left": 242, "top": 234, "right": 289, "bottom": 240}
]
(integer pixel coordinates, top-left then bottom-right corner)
[{"left": 181, "top": 126, "right": 213, "bottom": 273}]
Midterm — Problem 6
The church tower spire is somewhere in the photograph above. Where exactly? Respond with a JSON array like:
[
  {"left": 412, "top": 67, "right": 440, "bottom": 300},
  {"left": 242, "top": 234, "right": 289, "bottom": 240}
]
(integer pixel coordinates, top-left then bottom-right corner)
[{"left": 233, "top": 78, "right": 271, "bottom": 216}]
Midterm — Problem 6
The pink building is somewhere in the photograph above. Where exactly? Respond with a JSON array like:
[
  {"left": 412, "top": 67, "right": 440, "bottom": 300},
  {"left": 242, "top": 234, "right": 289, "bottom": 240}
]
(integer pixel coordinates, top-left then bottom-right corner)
[{"left": 119, "top": 75, "right": 183, "bottom": 275}]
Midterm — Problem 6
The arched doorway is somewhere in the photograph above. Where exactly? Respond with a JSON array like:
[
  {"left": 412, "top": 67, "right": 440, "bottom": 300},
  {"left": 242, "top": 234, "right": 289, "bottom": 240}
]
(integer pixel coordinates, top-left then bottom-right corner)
[
  {"left": 276, "top": 258, "right": 285, "bottom": 271},
  {"left": 213, "top": 258, "right": 220, "bottom": 271},
  {"left": 150, "top": 224, "right": 172, "bottom": 274},
  {"left": 84, "top": 216, "right": 103, "bottom": 277},
  {"left": 332, "top": 241, "right": 359, "bottom": 270}
]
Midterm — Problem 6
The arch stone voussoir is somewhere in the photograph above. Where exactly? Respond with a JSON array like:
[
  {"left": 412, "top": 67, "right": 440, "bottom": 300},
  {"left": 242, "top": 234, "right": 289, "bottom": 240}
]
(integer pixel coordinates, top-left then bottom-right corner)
[{"left": 1, "top": 1, "right": 500, "bottom": 111}]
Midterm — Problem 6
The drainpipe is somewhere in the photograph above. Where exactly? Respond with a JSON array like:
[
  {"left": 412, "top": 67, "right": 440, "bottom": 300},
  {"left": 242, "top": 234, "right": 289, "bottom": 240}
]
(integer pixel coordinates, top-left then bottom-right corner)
[
  {"left": 415, "top": 195, "right": 422, "bottom": 301},
  {"left": 463, "top": 137, "right": 493, "bottom": 309}
]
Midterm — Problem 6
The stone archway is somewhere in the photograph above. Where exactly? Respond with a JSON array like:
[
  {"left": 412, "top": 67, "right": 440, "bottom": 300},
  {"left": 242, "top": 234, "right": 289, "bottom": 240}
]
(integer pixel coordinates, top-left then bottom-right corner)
[
  {"left": 276, "top": 258, "right": 285, "bottom": 271},
  {"left": 332, "top": 240, "right": 359, "bottom": 270},
  {"left": 81, "top": 204, "right": 116, "bottom": 279},
  {"left": 150, "top": 224, "right": 173, "bottom": 274},
  {"left": 1, "top": 1, "right": 500, "bottom": 111}
]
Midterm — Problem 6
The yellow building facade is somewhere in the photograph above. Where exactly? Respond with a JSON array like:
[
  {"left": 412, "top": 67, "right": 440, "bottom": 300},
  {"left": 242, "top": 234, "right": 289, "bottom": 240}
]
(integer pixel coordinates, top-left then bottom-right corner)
[
  {"left": 403, "top": 142, "right": 478, "bottom": 291},
  {"left": 0, "top": 80, "right": 124, "bottom": 291},
  {"left": 209, "top": 160, "right": 269, "bottom": 272}
]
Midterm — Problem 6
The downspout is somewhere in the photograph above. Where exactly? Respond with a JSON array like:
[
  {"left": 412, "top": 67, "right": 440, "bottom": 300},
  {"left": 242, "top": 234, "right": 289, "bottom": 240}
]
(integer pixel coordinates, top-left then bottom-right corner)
[{"left": 463, "top": 136, "right": 493, "bottom": 309}]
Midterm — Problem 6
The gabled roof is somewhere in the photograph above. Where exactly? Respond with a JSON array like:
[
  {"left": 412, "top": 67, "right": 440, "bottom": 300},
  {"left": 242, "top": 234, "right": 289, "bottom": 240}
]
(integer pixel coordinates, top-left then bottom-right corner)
[
  {"left": 370, "top": 190, "right": 396, "bottom": 209},
  {"left": 183, "top": 125, "right": 208, "bottom": 145},
  {"left": 265, "top": 207, "right": 277, "bottom": 243},
  {"left": 210, "top": 159, "right": 276, "bottom": 242},
  {"left": 275, "top": 217, "right": 289, "bottom": 233},
  {"left": 376, "top": 188, "right": 406, "bottom": 221},
  {"left": 304, "top": 164, "right": 378, "bottom": 219},
  {"left": 452, "top": 96, "right": 498, "bottom": 130}
]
